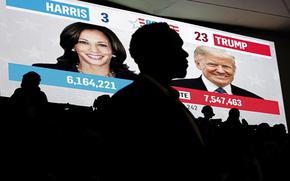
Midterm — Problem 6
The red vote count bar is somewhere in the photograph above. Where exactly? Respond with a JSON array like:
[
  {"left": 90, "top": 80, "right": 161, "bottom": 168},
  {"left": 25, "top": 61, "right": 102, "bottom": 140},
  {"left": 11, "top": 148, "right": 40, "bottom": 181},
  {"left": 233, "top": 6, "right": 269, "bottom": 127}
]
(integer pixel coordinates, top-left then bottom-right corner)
[{"left": 173, "top": 87, "right": 280, "bottom": 115}]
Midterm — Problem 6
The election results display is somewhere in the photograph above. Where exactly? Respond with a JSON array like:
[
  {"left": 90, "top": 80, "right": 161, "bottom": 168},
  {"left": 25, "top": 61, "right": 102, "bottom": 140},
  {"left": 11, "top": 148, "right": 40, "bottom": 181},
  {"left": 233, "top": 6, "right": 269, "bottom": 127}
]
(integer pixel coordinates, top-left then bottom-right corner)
[{"left": 0, "top": 0, "right": 286, "bottom": 128}]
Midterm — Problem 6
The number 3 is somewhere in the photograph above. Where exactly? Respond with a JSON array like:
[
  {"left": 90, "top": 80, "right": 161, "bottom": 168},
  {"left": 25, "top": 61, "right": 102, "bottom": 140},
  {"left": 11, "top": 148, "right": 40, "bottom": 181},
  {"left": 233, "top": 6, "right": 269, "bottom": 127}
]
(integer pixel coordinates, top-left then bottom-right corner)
[{"left": 101, "top": 12, "right": 109, "bottom": 23}]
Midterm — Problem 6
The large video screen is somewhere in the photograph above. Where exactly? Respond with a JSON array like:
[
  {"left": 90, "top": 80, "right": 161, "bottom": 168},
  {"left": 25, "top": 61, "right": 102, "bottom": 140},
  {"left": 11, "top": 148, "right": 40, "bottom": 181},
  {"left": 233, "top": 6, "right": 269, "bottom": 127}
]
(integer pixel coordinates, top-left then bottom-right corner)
[{"left": 1, "top": 0, "right": 286, "bottom": 127}]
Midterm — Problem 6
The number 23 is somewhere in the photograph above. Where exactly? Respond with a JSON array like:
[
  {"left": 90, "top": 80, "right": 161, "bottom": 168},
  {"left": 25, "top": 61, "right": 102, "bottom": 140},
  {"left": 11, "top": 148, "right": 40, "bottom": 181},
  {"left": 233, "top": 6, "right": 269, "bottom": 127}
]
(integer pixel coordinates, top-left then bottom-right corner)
[{"left": 194, "top": 31, "right": 208, "bottom": 42}]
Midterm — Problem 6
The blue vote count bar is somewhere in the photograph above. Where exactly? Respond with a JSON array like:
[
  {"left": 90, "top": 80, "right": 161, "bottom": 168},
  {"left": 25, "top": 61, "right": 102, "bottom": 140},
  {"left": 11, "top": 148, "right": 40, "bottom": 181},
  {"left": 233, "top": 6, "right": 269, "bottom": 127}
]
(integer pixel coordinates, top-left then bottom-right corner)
[{"left": 8, "top": 63, "right": 132, "bottom": 94}]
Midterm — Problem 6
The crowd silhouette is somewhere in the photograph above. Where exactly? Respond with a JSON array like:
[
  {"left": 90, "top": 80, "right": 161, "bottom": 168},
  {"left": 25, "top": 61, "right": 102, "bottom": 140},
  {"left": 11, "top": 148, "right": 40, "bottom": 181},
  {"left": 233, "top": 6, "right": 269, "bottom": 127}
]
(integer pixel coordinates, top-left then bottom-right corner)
[
  {"left": 1, "top": 23, "right": 289, "bottom": 181},
  {"left": 0, "top": 76, "right": 289, "bottom": 181}
]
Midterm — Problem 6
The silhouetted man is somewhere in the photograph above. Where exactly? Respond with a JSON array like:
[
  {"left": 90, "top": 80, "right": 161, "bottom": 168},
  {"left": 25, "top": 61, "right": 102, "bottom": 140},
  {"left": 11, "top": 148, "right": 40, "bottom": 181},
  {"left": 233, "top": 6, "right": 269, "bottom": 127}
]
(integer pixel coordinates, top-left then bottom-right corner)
[
  {"left": 98, "top": 23, "right": 215, "bottom": 181},
  {"left": 8, "top": 71, "right": 48, "bottom": 180},
  {"left": 10, "top": 71, "right": 48, "bottom": 118},
  {"left": 92, "top": 94, "right": 111, "bottom": 112}
]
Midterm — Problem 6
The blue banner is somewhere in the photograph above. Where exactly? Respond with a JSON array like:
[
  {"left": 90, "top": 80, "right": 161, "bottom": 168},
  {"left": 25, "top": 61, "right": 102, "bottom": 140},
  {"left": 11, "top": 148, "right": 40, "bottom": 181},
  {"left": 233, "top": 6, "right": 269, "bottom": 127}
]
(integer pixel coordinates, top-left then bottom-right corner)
[
  {"left": 8, "top": 63, "right": 132, "bottom": 94},
  {"left": 6, "top": 0, "right": 90, "bottom": 21}
]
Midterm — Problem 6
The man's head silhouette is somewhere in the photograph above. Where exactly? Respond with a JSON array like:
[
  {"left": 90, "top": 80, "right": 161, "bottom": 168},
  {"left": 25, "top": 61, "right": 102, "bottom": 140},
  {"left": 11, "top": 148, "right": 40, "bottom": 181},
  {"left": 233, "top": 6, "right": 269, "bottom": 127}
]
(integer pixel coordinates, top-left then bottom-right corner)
[
  {"left": 129, "top": 22, "right": 189, "bottom": 82},
  {"left": 228, "top": 108, "right": 240, "bottom": 120},
  {"left": 21, "top": 71, "right": 41, "bottom": 89},
  {"left": 201, "top": 105, "right": 215, "bottom": 119}
]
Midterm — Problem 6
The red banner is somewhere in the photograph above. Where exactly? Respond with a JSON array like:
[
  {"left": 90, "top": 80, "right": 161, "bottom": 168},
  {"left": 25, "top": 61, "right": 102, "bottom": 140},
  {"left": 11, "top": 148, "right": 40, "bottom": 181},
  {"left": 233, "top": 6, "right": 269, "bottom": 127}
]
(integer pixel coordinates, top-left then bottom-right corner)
[
  {"left": 173, "top": 87, "right": 280, "bottom": 115},
  {"left": 213, "top": 34, "right": 271, "bottom": 56}
]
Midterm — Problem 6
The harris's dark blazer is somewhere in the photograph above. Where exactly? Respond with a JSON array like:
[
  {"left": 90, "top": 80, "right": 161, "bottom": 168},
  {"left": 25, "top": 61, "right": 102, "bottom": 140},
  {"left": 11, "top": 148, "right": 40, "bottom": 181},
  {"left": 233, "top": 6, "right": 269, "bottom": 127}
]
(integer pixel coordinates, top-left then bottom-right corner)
[
  {"left": 172, "top": 76, "right": 263, "bottom": 99},
  {"left": 33, "top": 62, "right": 78, "bottom": 72},
  {"left": 32, "top": 62, "right": 137, "bottom": 80}
]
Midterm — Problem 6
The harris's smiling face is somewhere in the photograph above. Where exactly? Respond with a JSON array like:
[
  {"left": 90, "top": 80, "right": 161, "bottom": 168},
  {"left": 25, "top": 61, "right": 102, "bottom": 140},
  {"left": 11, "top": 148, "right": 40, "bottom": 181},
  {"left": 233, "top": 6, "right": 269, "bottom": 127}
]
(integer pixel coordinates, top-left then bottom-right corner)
[{"left": 74, "top": 29, "right": 113, "bottom": 67}]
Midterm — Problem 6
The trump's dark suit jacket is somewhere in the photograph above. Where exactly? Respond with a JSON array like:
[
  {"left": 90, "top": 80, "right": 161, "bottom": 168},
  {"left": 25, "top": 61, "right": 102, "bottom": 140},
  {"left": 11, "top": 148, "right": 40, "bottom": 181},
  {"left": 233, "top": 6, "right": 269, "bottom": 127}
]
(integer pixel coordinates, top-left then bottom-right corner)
[{"left": 172, "top": 76, "right": 263, "bottom": 99}]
